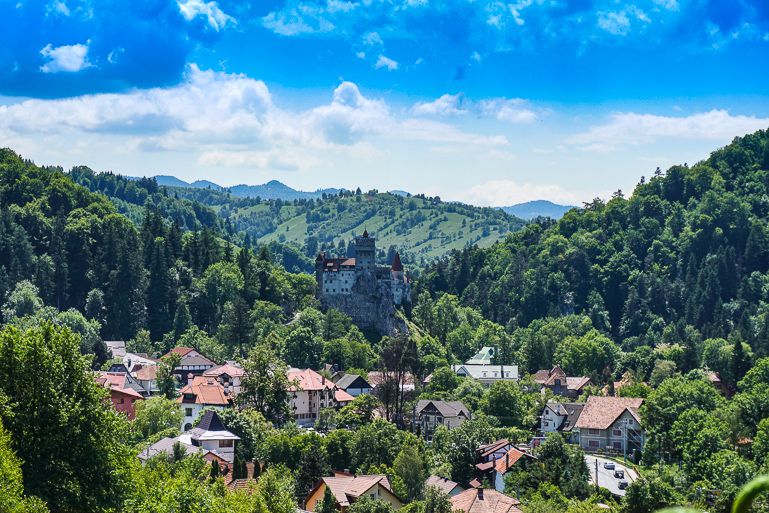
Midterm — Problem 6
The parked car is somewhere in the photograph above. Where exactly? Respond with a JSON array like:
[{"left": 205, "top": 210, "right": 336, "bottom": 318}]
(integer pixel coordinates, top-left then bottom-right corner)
[
  {"left": 603, "top": 461, "right": 616, "bottom": 470},
  {"left": 618, "top": 480, "right": 629, "bottom": 490},
  {"left": 614, "top": 470, "right": 625, "bottom": 479}
]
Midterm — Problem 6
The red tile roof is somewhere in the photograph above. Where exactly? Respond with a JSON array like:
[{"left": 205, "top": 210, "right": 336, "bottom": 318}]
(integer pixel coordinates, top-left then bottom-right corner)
[
  {"left": 451, "top": 489, "right": 521, "bottom": 513},
  {"left": 426, "top": 476, "right": 461, "bottom": 495},
  {"left": 177, "top": 376, "right": 231, "bottom": 405},
  {"left": 288, "top": 368, "right": 336, "bottom": 391},
  {"left": 95, "top": 372, "right": 144, "bottom": 399},
  {"left": 316, "top": 475, "right": 394, "bottom": 508},
  {"left": 335, "top": 388, "right": 355, "bottom": 402},
  {"left": 133, "top": 365, "right": 158, "bottom": 381},
  {"left": 574, "top": 396, "right": 643, "bottom": 430},
  {"left": 165, "top": 347, "right": 196, "bottom": 358}
]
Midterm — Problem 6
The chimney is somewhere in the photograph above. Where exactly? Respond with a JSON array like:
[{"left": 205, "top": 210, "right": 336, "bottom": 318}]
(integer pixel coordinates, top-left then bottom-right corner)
[
  {"left": 505, "top": 452, "right": 509, "bottom": 470},
  {"left": 322, "top": 375, "right": 326, "bottom": 386},
  {"left": 187, "top": 373, "right": 193, "bottom": 385},
  {"left": 477, "top": 488, "right": 484, "bottom": 500}
]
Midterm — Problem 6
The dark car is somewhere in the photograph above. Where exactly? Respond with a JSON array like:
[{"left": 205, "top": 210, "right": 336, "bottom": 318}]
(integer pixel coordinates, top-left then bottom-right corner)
[
  {"left": 614, "top": 469, "right": 625, "bottom": 479},
  {"left": 603, "top": 461, "right": 616, "bottom": 470},
  {"left": 618, "top": 480, "right": 629, "bottom": 490}
]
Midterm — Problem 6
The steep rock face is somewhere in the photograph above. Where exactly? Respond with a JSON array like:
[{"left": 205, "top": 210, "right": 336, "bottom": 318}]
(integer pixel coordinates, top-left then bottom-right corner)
[{"left": 321, "top": 270, "right": 408, "bottom": 336}]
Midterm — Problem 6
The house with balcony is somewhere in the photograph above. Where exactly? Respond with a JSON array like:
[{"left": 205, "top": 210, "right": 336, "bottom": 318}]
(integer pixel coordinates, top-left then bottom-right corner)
[
  {"left": 288, "top": 368, "right": 355, "bottom": 426},
  {"left": 177, "top": 375, "right": 233, "bottom": 431},
  {"left": 414, "top": 399, "right": 471, "bottom": 439},
  {"left": 540, "top": 402, "right": 584, "bottom": 438},
  {"left": 573, "top": 396, "right": 645, "bottom": 458}
]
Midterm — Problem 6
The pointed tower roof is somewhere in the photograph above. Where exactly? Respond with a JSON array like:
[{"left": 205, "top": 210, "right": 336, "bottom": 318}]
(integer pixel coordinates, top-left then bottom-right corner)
[
  {"left": 362, "top": 228, "right": 369, "bottom": 238},
  {"left": 391, "top": 252, "right": 404, "bottom": 272}
]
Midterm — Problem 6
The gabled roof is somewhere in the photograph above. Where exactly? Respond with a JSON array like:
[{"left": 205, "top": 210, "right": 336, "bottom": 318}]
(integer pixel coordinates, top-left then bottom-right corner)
[
  {"left": 288, "top": 368, "right": 336, "bottom": 391},
  {"left": 189, "top": 410, "right": 240, "bottom": 442},
  {"left": 452, "top": 364, "right": 519, "bottom": 381},
  {"left": 426, "top": 475, "right": 462, "bottom": 495},
  {"left": 334, "top": 389, "right": 355, "bottom": 402},
  {"left": 177, "top": 355, "right": 216, "bottom": 367},
  {"left": 451, "top": 488, "right": 522, "bottom": 513},
  {"left": 177, "top": 376, "right": 231, "bottom": 405},
  {"left": 415, "top": 399, "right": 471, "bottom": 419},
  {"left": 466, "top": 346, "right": 496, "bottom": 365},
  {"left": 475, "top": 447, "right": 532, "bottom": 475},
  {"left": 105, "top": 340, "right": 126, "bottom": 358},
  {"left": 335, "top": 373, "right": 371, "bottom": 390},
  {"left": 204, "top": 362, "right": 246, "bottom": 378},
  {"left": 165, "top": 347, "right": 196, "bottom": 358},
  {"left": 574, "top": 396, "right": 643, "bottom": 430},
  {"left": 545, "top": 402, "right": 584, "bottom": 432},
  {"left": 477, "top": 439, "right": 511, "bottom": 458},
  {"left": 95, "top": 371, "right": 145, "bottom": 399},
  {"left": 533, "top": 367, "right": 590, "bottom": 390},
  {"left": 315, "top": 475, "right": 395, "bottom": 508},
  {"left": 133, "top": 365, "right": 158, "bottom": 381}
]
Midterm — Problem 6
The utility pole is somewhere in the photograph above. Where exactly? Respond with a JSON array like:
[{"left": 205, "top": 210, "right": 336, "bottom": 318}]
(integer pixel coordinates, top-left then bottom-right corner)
[{"left": 595, "top": 458, "right": 599, "bottom": 491}]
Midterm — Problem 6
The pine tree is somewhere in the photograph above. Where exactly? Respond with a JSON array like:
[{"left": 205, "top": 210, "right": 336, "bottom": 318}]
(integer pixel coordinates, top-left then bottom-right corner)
[
  {"left": 146, "top": 237, "right": 171, "bottom": 340},
  {"left": 210, "top": 459, "right": 220, "bottom": 481},
  {"left": 317, "top": 486, "right": 337, "bottom": 513},
  {"left": 172, "top": 299, "right": 193, "bottom": 339}
]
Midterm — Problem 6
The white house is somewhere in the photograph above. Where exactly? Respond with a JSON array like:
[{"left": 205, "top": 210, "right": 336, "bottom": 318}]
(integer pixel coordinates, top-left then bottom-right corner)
[
  {"left": 288, "top": 368, "right": 355, "bottom": 426},
  {"left": 414, "top": 399, "right": 471, "bottom": 439},
  {"left": 452, "top": 364, "right": 519, "bottom": 386},
  {"left": 177, "top": 375, "right": 232, "bottom": 431},
  {"left": 540, "top": 402, "right": 584, "bottom": 436},
  {"left": 185, "top": 410, "right": 240, "bottom": 463},
  {"left": 334, "top": 373, "right": 373, "bottom": 397},
  {"left": 203, "top": 362, "right": 246, "bottom": 395}
]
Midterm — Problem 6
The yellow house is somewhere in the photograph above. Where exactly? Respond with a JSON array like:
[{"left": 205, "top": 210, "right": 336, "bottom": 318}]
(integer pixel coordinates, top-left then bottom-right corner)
[{"left": 305, "top": 473, "right": 403, "bottom": 512}]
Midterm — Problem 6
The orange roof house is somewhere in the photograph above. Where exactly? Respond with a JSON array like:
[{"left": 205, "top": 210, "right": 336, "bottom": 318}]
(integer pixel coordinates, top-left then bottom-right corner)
[
  {"left": 574, "top": 396, "right": 645, "bottom": 455},
  {"left": 305, "top": 474, "right": 403, "bottom": 512},
  {"left": 95, "top": 371, "right": 144, "bottom": 419},
  {"left": 451, "top": 488, "right": 522, "bottom": 513},
  {"left": 288, "top": 368, "right": 354, "bottom": 427}
]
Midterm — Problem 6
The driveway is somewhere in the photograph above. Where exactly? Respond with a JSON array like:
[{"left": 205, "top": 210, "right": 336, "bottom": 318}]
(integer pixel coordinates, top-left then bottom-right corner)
[{"left": 584, "top": 455, "right": 638, "bottom": 497}]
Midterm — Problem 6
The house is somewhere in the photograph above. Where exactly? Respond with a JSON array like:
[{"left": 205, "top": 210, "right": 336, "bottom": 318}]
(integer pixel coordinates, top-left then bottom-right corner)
[
  {"left": 95, "top": 371, "right": 145, "bottom": 419},
  {"left": 532, "top": 366, "right": 591, "bottom": 399},
  {"left": 466, "top": 346, "right": 496, "bottom": 365},
  {"left": 305, "top": 472, "right": 403, "bottom": 512},
  {"left": 425, "top": 476, "right": 464, "bottom": 497},
  {"left": 475, "top": 442, "right": 534, "bottom": 492},
  {"left": 163, "top": 347, "right": 216, "bottom": 381},
  {"left": 334, "top": 373, "right": 373, "bottom": 397},
  {"left": 451, "top": 364, "right": 519, "bottom": 386},
  {"left": 132, "top": 365, "right": 159, "bottom": 396},
  {"left": 450, "top": 488, "right": 522, "bottom": 513},
  {"left": 177, "top": 375, "right": 233, "bottom": 431},
  {"left": 139, "top": 411, "right": 238, "bottom": 464},
  {"left": 414, "top": 400, "right": 471, "bottom": 439},
  {"left": 706, "top": 371, "right": 732, "bottom": 397},
  {"left": 204, "top": 362, "right": 246, "bottom": 395},
  {"left": 186, "top": 410, "right": 240, "bottom": 463},
  {"left": 105, "top": 340, "right": 127, "bottom": 358},
  {"left": 540, "top": 402, "right": 584, "bottom": 437},
  {"left": 289, "top": 368, "right": 355, "bottom": 426},
  {"left": 573, "top": 396, "right": 645, "bottom": 457}
]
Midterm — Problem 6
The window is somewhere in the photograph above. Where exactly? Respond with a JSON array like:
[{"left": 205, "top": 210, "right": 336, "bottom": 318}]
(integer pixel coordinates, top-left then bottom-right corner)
[
  {"left": 185, "top": 408, "right": 193, "bottom": 417},
  {"left": 613, "top": 429, "right": 622, "bottom": 436},
  {"left": 219, "top": 440, "right": 234, "bottom": 448},
  {"left": 119, "top": 398, "right": 124, "bottom": 404},
  {"left": 613, "top": 441, "right": 622, "bottom": 450},
  {"left": 589, "top": 440, "right": 599, "bottom": 448},
  {"left": 589, "top": 428, "right": 599, "bottom": 435}
]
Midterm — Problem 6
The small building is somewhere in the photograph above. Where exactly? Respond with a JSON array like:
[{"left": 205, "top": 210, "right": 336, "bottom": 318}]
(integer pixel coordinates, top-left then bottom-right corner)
[
  {"left": 452, "top": 364, "right": 519, "bottom": 386},
  {"left": 425, "top": 475, "right": 464, "bottom": 497},
  {"left": 334, "top": 373, "right": 372, "bottom": 397},
  {"left": 204, "top": 362, "right": 246, "bottom": 395},
  {"left": 475, "top": 442, "right": 534, "bottom": 492},
  {"left": 177, "top": 375, "right": 233, "bottom": 431},
  {"left": 466, "top": 347, "right": 496, "bottom": 365},
  {"left": 132, "top": 365, "right": 159, "bottom": 396},
  {"left": 95, "top": 371, "right": 145, "bottom": 419},
  {"left": 105, "top": 340, "right": 127, "bottom": 358},
  {"left": 451, "top": 488, "right": 522, "bottom": 513},
  {"left": 573, "top": 396, "right": 645, "bottom": 456},
  {"left": 532, "top": 366, "right": 591, "bottom": 399},
  {"left": 163, "top": 347, "right": 216, "bottom": 381},
  {"left": 138, "top": 435, "right": 229, "bottom": 467},
  {"left": 305, "top": 472, "right": 403, "bottom": 512},
  {"left": 186, "top": 410, "right": 240, "bottom": 463},
  {"left": 540, "top": 402, "right": 584, "bottom": 437},
  {"left": 414, "top": 400, "right": 471, "bottom": 439},
  {"left": 289, "top": 368, "right": 355, "bottom": 426}
]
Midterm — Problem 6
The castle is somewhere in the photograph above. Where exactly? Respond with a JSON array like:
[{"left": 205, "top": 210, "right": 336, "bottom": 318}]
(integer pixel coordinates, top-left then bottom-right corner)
[{"left": 315, "top": 230, "right": 411, "bottom": 335}]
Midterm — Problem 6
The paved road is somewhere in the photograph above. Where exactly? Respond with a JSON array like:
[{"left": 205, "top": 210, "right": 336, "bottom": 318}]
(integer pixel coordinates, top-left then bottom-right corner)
[{"left": 585, "top": 455, "right": 638, "bottom": 496}]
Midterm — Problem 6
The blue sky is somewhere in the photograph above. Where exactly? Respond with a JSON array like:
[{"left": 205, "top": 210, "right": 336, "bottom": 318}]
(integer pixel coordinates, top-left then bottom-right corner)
[{"left": 2, "top": 0, "right": 769, "bottom": 206}]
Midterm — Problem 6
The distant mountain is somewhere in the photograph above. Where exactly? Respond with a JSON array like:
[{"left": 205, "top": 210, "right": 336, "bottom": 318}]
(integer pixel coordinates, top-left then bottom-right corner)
[
  {"left": 500, "top": 200, "right": 576, "bottom": 220},
  {"left": 148, "top": 175, "right": 339, "bottom": 201},
  {"left": 229, "top": 180, "right": 341, "bottom": 201}
]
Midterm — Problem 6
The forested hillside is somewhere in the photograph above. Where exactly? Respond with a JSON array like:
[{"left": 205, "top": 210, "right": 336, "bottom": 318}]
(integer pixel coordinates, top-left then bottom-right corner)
[
  {"left": 0, "top": 149, "right": 314, "bottom": 349},
  {"left": 417, "top": 130, "right": 769, "bottom": 372}
]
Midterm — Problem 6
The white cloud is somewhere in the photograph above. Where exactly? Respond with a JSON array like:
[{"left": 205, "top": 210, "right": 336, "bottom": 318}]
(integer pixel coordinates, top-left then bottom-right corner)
[
  {"left": 413, "top": 94, "right": 540, "bottom": 123},
  {"left": 375, "top": 55, "right": 398, "bottom": 71},
  {"left": 177, "top": 0, "right": 233, "bottom": 31},
  {"left": 464, "top": 179, "right": 580, "bottom": 206},
  {"left": 39, "top": 42, "right": 91, "bottom": 73},
  {"left": 597, "top": 11, "right": 631, "bottom": 35},
  {"left": 568, "top": 110, "right": 769, "bottom": 151},
  {"left": 412, "top": 94, "right": 467, "bottom": 116},
  {"left": 0, "top": 66, "right": 509, "bottom": 171}
]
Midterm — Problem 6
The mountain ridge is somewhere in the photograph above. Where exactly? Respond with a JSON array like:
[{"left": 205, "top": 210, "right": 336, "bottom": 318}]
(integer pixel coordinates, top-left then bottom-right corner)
[{"left": 499, "top": 199, "right": 576, "bottom": 220}]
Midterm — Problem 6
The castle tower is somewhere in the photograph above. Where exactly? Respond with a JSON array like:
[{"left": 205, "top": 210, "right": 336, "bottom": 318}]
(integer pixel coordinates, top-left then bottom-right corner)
[
  {"left": 354, "top": 229, "right": 375, "bottom": 270},
  {"left": 391, "top": 251, "right": 404, "bottom": 281}
]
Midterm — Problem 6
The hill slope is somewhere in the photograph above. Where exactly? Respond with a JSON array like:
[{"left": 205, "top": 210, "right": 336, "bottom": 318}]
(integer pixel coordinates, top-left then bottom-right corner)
[
  {"left": 418, "top": 129, "right": 769, "bottom": 359},
  {"left": 500, "top": 200, "right": 576, "bottom": 220}
]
